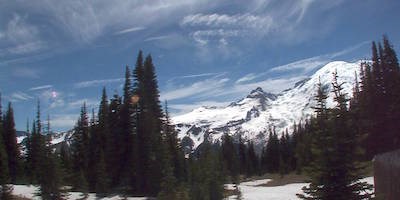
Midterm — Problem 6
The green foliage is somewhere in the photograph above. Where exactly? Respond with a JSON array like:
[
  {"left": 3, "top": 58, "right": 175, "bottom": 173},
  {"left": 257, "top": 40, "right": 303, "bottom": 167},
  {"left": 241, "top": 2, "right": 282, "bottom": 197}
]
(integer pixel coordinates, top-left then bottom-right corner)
[
  {"left": 3, "top": 102, "right": 21, "bottom": 183},
  {"left": 95, "top": 151, "right": 107, "bottom": 198},
  {"left": 188, "top": 142, "right": 224, "bottom": 200},
  {"left": 359, "top": 37, "right": 400, "bottom": 158},
  {"left": 221, "top": 133, "right": 239, "bottom": 182},
  {"left": 297, "top": 72, "right": 373, "bottom": 200},
  {"left": 0, "top": 95, "right": 12, "bottom": 199}
]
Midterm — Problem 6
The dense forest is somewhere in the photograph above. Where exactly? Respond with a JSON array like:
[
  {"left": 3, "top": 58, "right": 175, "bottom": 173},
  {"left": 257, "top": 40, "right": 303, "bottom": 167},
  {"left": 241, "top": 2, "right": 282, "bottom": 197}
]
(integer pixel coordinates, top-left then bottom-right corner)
[{"left": 0, "top": 36, "right": 399, "bottom": 199}]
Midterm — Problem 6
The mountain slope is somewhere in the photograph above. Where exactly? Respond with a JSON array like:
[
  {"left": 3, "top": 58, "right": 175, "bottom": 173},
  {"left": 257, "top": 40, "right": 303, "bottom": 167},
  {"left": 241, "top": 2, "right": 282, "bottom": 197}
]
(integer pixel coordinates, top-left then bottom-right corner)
[{"left": 173, "top": 61, "right": 360, "bottom": 150}]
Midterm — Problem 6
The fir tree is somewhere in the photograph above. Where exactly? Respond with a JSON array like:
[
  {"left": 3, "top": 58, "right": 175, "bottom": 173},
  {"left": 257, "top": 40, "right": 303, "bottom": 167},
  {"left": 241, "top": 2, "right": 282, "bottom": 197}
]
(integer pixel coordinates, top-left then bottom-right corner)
[
  {"left": 298, "top": 73, "right": 373, "bottom": 200},
  {"left": 26, "top": 102, "right": 46, "bottom": 184},
  {"left": 246, "top": 142, "right": 258, "bottom": 176},
  {"left": 221, "top": 133, "right": 239, "bottom": 182},
  {"left": 3, "top": 102, "right": 20, "bottom": 182},
  {"left": 238, "top": 136, "right": 247, "bottom": 175},
  {"left": 108, "top": 94, "right": 124, "bottom": 187},
  {"left": 189, "top": 141, "right": 224, "bottom": 200},
  {"left": 95, "top": 150, "right": 107, "bottom": 198},
  {"left": 0, "top": 94, "right": 12, "bottom": 199},
  {"left": 71, "top": 103, "right": 90, "bottom": 190}
]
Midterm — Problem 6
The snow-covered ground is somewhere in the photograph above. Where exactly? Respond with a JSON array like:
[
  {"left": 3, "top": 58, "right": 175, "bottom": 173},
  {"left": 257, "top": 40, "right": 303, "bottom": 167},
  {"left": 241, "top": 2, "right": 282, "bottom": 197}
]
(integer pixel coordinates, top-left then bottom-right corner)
[
  {"left": 12, "top": 185, "right": 147, "bottom": 200},
  {"left": 225, "top": 177, "right": 374, "bottom": 200},
  {"left": 12, "top": 177, "right": 374, "bottom": 199}
]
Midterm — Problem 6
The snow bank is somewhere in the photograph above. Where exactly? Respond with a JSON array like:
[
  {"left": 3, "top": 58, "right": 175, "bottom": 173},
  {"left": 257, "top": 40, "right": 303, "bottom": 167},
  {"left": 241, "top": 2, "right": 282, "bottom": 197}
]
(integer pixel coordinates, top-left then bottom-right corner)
[
  {"left": 226, "top": 177, "right": 374, "bottom": 200},
  {"left": 12, "top": 185, "right": 147, "bottom": 200}
]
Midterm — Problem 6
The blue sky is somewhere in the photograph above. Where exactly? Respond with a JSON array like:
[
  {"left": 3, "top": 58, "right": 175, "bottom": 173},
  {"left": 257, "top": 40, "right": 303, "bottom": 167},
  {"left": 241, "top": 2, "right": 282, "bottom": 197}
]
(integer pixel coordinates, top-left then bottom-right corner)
[{"left": 0, "top": 0, "right": 399, "bottom": 131}]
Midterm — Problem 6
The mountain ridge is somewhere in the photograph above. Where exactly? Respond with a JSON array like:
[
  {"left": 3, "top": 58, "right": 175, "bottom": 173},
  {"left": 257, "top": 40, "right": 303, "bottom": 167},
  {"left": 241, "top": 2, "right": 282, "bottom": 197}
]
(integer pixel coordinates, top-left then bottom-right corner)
[{"left": 173, "top": 61, "right": 361, "bottom": 151}]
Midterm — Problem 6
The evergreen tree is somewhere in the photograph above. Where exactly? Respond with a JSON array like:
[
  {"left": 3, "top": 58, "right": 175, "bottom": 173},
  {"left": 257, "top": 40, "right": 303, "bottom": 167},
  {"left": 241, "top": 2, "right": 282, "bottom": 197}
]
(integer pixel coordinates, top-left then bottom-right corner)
[
  {"left": 189, "top": 141, "right": 224, "bottom": 200},
  {"left": 120, "top": 65, "right": 139, "bottom": 193},
  {"left": 278, "top": 132, "right": 290, "bottom": 175},
  {"left": 359, "top": 37, "right": 400, "bottom": 157},
  {"left": 26, "top": 102, "right": 46, "bottom": 184},
  {"left": 97, "top": 87, "right": 111, "bottom": 179},
  {"left": 59, "top": 142, "right": 72, "bottom": 186},
  {"left": 95, "top": 150, "right": 107, "bottom": 198},
  {"left": 38, "top": 144, "right": 65, "bottom": 200},
  {"left": 163, "top": 101, "right": 185, "bottom": 182},
  {"left": 71, "top": 103, "right": 90, "bottom": 190},
  {"left": 221, "top": 133, "right": 239, "bottom": 182},
  {"left": 3, "top": 102, "right": 20, "bottom": 182},
  {"left": 158, "top": 103, "right": 188, "bottom": 199},
  {"left": 237, "top": 136, "right": 247, "bottom": 175},
  {"left": 107, "top": 94, "right": 124, "bottom": 187},
  {"left": 298, "top": 73, "right": 373, "bottom": 200},
  {"left": 246, "top": 142, "right": 258, "bottom": 176},
  {"left": 29, "top": 103, "right": 65, "bottom": 199},
  {"left": 135, "top": 54, "right": 164, "bottom": 195},
  {"left": 263, "top": 129, "right": 280, "bottom": 173},
  {"left": 0, "top": 94, "right": 12, "bottom": 199}
]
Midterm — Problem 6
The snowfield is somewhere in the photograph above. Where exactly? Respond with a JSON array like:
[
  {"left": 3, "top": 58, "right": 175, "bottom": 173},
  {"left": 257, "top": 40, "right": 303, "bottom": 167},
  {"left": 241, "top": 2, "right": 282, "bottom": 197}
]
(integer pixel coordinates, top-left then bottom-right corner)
[
  {"left": 12, "top": 178, "right": 373, "bottom": 199},
  {"left": 225, "top": 177, "right": 374, "bottom": 200},
  {"left": 12, "top": 185, "right": 147, "bottom": 200}
]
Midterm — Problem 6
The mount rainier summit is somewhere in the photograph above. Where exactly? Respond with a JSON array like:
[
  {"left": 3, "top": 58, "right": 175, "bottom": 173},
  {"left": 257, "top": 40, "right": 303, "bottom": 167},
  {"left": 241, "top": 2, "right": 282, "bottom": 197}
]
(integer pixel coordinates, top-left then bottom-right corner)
[{"left": 172, "top": 61, "right": 361, "bottom": 151}]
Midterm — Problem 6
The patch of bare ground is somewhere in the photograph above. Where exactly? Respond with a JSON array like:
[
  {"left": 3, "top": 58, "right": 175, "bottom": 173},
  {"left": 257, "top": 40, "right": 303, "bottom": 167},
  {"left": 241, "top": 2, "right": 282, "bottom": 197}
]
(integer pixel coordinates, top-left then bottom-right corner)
[
  {"left": 257, "top": 173, "right": 309, "bottom": 187},
  {"left": 12, "top": 195, "right": 31, "bottom": 200}
]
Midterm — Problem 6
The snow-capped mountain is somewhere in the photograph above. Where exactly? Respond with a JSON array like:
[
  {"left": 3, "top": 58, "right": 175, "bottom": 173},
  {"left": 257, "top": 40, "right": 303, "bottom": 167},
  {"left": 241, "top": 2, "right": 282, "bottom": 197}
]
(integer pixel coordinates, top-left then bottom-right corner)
[
  {"left": 173, "top": 61, "right": 360, "bottom": 151},
  {"left": 17, "top": 130, "right": 73, "bottom": 155}
]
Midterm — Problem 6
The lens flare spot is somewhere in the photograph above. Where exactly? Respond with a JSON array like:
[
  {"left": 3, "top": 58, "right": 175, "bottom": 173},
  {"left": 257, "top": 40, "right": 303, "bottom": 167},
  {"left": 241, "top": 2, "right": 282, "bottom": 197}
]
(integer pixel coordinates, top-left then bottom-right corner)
[{"left": 51, "top": 91, "right": 57, "bottom": 98}]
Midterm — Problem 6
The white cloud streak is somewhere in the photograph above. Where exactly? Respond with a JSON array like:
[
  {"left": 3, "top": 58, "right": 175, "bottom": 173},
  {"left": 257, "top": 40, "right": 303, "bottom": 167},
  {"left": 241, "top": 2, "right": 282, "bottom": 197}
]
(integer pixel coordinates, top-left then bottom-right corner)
[
  {"left": 181, "top": 13, "right": 273, "bottom": 30},
  {"left": 144, "top": 35, "right": 171, "bottom": 42},
  {"left": 168, "top": 72, "right": 225, "bottom": 82},
  {"left": 67, "top": 98, "right": 99, "bottom": 110},
  {"left": 114, "top": 26, "right": 145, "bottom": 35},
  {"left": 74, "top": 78, "right": 124, "bottom": 88},
  {"left": 29, "top": 85, "right": 53, "bottom": 91},
  {"left": 0, "top": 14, "right": 45, "bottom": 55},
  {"left": 269, "top": 41, "right": 369, "bottom": 74},
  {"left": 169, "top": 100, "right": 232, "bottom": 116},
  {"left": 161, "top": 77, "right": 229, "bottom": 101},
  {"left": 21, "top": 0, "right": 217, "bottom": 43},
  {"left": 233, "top": 76, "right": 308, "bottom": 94},
  {"left": 235, "top": 73, "right": 258, "bottom": 84},
  {"left": 10, "top": 91, "right": 33, "bottom": 102}
]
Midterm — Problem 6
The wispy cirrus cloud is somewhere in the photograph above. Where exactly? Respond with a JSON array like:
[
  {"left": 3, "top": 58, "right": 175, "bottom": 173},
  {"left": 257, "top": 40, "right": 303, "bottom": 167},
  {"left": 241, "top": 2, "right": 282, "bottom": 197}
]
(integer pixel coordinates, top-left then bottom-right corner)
[
  {"left": 181, "top": 13, "right": 273, "bottom": 30},
  {"left": 67, "top": 98, "right": 99, "bottom": 110},
  {"left": 144, "top": 35, "right": 171, "bottom": 42},
  {"left": 269, "top": 56, "right": 330, "bottom": 73},
  {"left": 9, "top": 91, "right": 33, "bottom": 102},
  {"left": 233, "top": 76, "right": 308, "bottom": 94},
  {"left": 235, "top": 73, "right": 258, "bottom": 84},
  {"left": 74, "top": 78, "right": 124, "bottom": 88},
  {"left": 164, "top": 40, "right": 368, "bottom": 106},
  {"left": 16, "top": 0, "right": 217, "bottom": 43},
  {"left": 179, "top": 0, "right": 346, "bottom": 47},
  {"left": 29, "top": 85, "right": 53, "bottom": 91},
  {"left": 161, "top": 77, "right": 229, "bottom": 101},
  {"left": 169, "top": 100, "right": 232, "bottom": 116},
  {"left": 114, "top": 26, "right": 145, "bottom": 35},
  {"left": 269, "top": 41, "right": 369, "bottom": 74},
  {"left": 168, "top": 72, "right": 225, "bottom": 82},
  {"left": 0, "top": 14, "right": 45, "bottom": 56}
]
